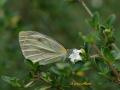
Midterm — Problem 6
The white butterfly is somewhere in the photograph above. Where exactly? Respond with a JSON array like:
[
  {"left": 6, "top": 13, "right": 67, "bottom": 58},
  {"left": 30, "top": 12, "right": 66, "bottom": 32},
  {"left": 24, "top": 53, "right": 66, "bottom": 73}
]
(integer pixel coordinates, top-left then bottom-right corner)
[{"left": 19, "top": 31, "right": 82, "bottom": 65}]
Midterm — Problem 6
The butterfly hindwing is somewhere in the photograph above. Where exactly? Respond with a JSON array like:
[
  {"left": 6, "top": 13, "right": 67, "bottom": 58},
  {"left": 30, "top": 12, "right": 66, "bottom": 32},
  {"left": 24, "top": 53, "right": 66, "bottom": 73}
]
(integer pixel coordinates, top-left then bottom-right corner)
[{"left": 19, "top": 31, "right": 67, "bottom": 65}]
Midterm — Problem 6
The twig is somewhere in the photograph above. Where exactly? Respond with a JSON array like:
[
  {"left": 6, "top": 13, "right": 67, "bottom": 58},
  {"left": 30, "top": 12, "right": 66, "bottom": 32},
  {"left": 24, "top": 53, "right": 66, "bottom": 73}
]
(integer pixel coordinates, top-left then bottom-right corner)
[
  {"left": 24, "top": 80, "right": 34, "bottom": 88},
  {"left": 78, "top": 0, "right": 120, "bottom": 81},
  {"left": 90, "top": 54, "right": 99, "bottom": 58},
  {"left": 93, "top": 44, "right": 120, "bottom": 81},
  {"left": 78, "top": 0, "right": 93, "bottom": 17}
]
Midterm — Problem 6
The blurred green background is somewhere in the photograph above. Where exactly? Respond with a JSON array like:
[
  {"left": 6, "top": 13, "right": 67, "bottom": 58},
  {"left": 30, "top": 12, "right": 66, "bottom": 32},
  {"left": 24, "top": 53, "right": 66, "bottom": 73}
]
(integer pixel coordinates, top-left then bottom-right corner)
[{"left": 0, "top": 0, "right": 120, "bottom": 90}]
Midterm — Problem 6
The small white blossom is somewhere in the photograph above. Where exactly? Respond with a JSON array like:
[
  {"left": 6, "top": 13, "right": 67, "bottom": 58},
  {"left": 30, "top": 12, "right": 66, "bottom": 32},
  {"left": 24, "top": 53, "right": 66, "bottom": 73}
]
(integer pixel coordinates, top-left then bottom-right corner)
[{"left": 68, "top": 49, "right": 83, "bottom": 63}]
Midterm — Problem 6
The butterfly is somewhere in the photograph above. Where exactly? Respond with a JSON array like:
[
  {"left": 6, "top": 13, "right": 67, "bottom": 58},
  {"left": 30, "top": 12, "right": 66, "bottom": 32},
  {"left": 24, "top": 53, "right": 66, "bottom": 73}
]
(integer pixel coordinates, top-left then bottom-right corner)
[
  {"left": 19, "top": 31, "right": 82, "bottom": 65},
  {"left": 19, "top": 31, "right": 67, "bottom": 65}
]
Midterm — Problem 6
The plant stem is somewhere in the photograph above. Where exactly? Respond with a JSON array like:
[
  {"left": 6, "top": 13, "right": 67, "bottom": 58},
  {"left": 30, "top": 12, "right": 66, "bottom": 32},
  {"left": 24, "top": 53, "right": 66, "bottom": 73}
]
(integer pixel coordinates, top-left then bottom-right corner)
[
  {"left": 78, "top": 0, "right": 93, "bottom": 17},
  {"left": 24, "top": 81, "right": 34, "bottom": 88},
  {"left": 90, "top": 54, "right": 99, "bottom": 58},
  {"left": 79, "top": 0, "right": 120, "bottom": 81},
  {"left": 93, "top": 44, "right": 120, "bottom": 81}
]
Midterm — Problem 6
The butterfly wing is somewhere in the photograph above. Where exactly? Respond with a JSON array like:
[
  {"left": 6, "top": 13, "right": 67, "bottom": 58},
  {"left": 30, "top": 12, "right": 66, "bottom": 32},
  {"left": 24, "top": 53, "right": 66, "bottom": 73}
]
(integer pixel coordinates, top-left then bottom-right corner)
[{"left": 19, "top": 31, "right": 67, "bottom": 65}]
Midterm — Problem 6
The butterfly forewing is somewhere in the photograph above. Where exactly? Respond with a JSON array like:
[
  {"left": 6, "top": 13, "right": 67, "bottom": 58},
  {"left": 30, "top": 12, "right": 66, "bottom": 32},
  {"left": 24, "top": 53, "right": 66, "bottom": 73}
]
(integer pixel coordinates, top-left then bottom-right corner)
[{"left": 19, "top": 31, "right": 67, "bottom": 65}]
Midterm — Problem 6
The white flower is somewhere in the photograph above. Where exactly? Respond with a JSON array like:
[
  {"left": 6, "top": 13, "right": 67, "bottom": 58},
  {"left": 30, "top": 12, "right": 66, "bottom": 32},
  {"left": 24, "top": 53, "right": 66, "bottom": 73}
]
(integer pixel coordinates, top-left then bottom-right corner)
[{"left": 68, "top": 49, "right": 83, "bottom": 63}]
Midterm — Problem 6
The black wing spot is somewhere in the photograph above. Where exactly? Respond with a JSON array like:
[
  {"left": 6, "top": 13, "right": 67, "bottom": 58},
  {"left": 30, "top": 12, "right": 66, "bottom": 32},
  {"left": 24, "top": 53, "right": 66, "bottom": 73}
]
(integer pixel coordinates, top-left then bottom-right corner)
[{"left": 37, "top": 38, "right": 43, "bottom": 42}]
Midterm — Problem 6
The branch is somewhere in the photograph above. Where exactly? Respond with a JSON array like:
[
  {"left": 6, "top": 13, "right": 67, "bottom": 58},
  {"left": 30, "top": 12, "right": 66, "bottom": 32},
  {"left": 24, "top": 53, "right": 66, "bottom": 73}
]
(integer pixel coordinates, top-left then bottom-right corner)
[
  {"left": 93, "top": 44, "right": 120, "bottom": 81},
  {"left": 78, "top": 0, "right": 120, "bottom": 81},
  {"left": 78, "top": 0, "right": 93, "bottom": 17}
]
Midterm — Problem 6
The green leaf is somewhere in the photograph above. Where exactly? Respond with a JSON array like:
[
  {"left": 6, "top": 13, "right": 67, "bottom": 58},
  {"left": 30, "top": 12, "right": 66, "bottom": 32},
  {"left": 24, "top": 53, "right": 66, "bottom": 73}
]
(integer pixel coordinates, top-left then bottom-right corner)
[
  {"left": 111, "top": 50, "right": 120, "bottom": 60},
  {"left": 98, "top": 61, "right": 110, "bottom": 75},
  {"left": 79, "top": 32, "right": 99, "bottom": 44},
  {"left": 113, "top": 61, "right": 120, "bottom": 71},
  {"left": 106, "top": 14, "right": 116, "bottom": 27},
  {"left": 89, "top": 12, "right": 100, "bottom": 29},
  {"left": 50, "top": 67, "right": 61, "bottom": 75},
  {"left": 56, "top": 63, "right": 70, "bottom": 70},
  {"left": 41, "top": 72, "right": 52, "bottom": 82},
  {"left": 83, "top": 42, "right": 89, "bottom": 54},
  {"left": 101, "top": 48, "right": 115, "bottom": 62},
  {"left": 115, "top": 53, "right": 120, "bottom": 60},
  {"left": 25, "top": 59, "right": 40, "bottom": 72},
  {"left": 1, "top": 76, "right": 22, "bottom": 87}
]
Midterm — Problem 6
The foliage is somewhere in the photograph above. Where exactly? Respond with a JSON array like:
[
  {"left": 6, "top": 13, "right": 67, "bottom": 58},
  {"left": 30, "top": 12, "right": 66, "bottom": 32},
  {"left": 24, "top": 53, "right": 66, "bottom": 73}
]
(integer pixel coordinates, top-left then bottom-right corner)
[{"left": 1, "top": 0, "right": 120, "bottom": 90}]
